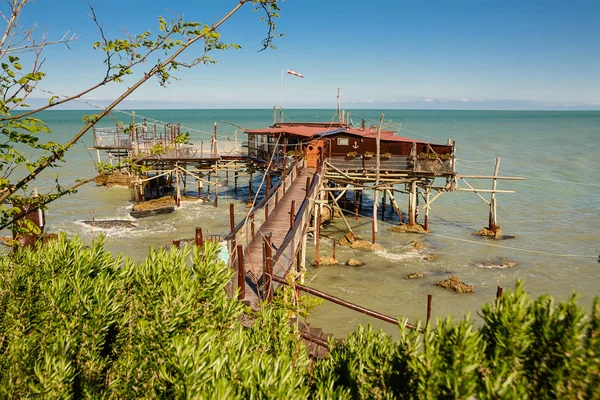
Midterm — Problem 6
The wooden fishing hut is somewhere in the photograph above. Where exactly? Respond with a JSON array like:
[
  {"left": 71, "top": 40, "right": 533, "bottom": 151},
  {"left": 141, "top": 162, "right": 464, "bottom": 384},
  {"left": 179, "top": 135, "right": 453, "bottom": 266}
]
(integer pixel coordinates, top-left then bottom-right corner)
[
  {"left": 92, "top": 118, "right": 249, "bottom": 208},
  {"left": 245, "top": 119, "right": 456, "bottom": 232}
]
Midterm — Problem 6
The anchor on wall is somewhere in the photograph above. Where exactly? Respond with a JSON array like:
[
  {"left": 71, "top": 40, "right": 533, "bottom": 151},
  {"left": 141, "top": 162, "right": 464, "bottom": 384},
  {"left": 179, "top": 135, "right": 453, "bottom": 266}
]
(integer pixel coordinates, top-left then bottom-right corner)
[{"left": 352, "top": 141, "right": 359, "bottom": 149}]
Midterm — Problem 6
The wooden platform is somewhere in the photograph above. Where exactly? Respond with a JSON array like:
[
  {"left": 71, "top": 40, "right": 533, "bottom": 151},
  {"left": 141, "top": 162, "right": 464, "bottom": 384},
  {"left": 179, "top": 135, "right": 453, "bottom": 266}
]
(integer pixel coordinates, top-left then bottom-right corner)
[{"left": 239, "top": 168, "right": 315, "bottom": 309}]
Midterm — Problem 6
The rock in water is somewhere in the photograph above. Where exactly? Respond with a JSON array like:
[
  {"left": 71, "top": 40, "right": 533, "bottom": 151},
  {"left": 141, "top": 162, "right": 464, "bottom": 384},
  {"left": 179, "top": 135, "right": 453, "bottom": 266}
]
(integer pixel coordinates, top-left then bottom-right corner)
[
  {"left": 338, "top": 232, "right": 357, "bottom": 246},
  {"left": 388, "top": 224, "right": 427, "bottom": 234},
  {"left": 316, "top": 256, "right": 339, "bottom": 266},
  {"left": 408, "top": 240, "right": 423, "bottom": 249},
  {"left": 475, "top": 226, "right": 503, "bottom": 239},
  {"left": 407, "top": 272, "right": 424, "bottom": 279},
  {"left": 82, "top": 220, "right": 137, "bottom": 229},
  {"left": 350, "top": 240, "right": 384, "bottom": 252},
  {"left": 346, "top": 258, "right": 364, "bottom": 267},
  {"left": 435, "top": 275, "right": 474, "bottom": 293}
]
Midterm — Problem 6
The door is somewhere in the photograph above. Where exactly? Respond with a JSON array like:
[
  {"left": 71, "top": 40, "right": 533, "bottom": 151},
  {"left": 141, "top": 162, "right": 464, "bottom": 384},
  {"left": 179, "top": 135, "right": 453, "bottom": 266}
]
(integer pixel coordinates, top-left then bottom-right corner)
[{"left": 305, "top": 139, "right": 325, "bottom": 168}]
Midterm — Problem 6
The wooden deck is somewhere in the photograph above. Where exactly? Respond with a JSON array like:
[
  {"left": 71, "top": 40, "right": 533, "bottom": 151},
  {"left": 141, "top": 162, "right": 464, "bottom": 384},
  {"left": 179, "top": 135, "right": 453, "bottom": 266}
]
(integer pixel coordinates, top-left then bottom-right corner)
[{"left": 239, "top": 168, "right": 315, "bottom": 309}]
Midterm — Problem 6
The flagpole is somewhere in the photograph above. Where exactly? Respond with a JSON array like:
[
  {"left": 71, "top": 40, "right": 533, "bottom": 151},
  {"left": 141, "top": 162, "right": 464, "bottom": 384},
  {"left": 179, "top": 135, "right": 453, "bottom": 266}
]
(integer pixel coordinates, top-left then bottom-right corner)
[{"left": 280, "top": 69, "right": 284, "bottom": 123}]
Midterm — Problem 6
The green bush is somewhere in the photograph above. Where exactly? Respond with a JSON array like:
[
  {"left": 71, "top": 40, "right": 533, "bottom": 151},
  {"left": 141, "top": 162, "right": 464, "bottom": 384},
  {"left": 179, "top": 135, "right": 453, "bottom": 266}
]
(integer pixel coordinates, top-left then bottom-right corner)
[
  {"left": 315, "top": 282, "right": 599, "bottom": 399},
  {"left": 1, "top": 237, "right": 598, "bottom": 398},
  {"left": 0, "top": 235, "right": 309, "bottom": 398}
]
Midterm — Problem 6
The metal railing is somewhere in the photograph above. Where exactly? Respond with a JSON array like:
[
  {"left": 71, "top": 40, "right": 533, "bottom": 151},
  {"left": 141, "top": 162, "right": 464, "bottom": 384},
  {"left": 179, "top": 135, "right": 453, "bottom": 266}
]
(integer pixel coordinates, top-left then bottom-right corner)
[{"left": 327, "top": 153, "right": 454, "bottom": 175}]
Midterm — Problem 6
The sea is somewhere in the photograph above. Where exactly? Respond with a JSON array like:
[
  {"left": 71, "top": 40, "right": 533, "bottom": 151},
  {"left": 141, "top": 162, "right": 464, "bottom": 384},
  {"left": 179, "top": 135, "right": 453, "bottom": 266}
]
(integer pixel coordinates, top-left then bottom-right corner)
[{"left": 2, "top": 109, "right": 599, "bottom": 336}]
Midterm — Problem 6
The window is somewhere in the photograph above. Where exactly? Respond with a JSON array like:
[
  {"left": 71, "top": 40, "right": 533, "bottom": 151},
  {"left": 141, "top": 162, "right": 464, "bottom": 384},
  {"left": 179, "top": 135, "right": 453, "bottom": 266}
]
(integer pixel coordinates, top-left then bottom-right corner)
[{"left": 337, "top": 137, "right": 350, "bottom": 146}]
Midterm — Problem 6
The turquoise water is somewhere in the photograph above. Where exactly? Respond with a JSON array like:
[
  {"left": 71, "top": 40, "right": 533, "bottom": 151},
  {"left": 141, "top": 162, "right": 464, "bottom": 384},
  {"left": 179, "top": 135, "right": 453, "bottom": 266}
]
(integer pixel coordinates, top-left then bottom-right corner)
[{"left": 3, "top": 109, "right": 599, "bottom": 336}]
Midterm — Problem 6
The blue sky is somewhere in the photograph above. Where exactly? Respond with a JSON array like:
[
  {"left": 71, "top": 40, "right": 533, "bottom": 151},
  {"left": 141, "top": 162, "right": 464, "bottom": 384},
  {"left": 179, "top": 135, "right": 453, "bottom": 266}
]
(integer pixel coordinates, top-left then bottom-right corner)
[{"left": 13, "top": 0, "right": 600, "bottom": 109}]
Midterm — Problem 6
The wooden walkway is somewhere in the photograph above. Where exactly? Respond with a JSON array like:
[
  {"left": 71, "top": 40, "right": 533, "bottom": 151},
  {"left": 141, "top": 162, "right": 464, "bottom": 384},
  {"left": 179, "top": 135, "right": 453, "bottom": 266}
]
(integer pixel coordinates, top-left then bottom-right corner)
[{"left": 239, "top": 168, "right": 315, "bottom": 309}]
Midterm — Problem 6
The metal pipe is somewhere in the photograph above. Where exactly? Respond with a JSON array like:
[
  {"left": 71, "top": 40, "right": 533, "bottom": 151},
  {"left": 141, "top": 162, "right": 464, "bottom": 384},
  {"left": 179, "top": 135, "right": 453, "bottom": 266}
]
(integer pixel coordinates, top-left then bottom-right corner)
[
  {"left": 237, "top": 245, "right": 245, "bottom": 300},
  {"left": 271, "top": 275, "right": 418, "bottom": 330}
]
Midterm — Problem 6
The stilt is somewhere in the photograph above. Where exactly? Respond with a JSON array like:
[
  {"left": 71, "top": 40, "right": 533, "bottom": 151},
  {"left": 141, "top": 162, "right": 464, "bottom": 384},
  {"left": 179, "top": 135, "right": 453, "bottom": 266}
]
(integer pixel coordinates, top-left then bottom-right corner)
[
  {"left": 237, "top": 245, "right": 245, "bottom": 300},
  {"left": 424, "top": 187, "right": 430, "bottom": 231},
  {"left": 354, "top": 186, "right": 359, "bottom": 220},
  {"left": 381, "top": 189, "right": 387, "bottom": 221},
  {"left": 386, "top": 189, "right": 404, "bottom": 223},
  {"left": 315, "top": 215, "right": 321, "bottom": 268},
  {"left": 426, "top": 294, "right": 432, "bottom": 328},
  {"left": 327, "top": 192, "right": 355, "bottom": 237},
  {"left": 408, "top": 180, "right": 417, "bottom": 225},
  {"left": 234, "top": 170, "right": 238, "bottom": 192},
  {"left": 214, "top": 163, "right": 219, "bottom": 208},
  {"left": 175, "top": 166, "right": 181, "bottom": 207},
  {"left": 489, "top": 157, "right": 501, "bottom": 232},
  {"left": 263, "top": 232, "right": 273, "bottom": 302},
  {"left": 249, "top": 170, "right": 254, "bottom": 201},
  {"left": 182, "top": 164, "right": 187, "bottom": 195}
]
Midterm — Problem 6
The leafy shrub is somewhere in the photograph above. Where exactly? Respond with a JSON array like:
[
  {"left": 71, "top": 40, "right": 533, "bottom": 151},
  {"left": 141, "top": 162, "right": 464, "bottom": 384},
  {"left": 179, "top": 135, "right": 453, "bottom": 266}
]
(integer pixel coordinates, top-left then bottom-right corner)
[
  {"left": 0, "top": 235, "right": 309, "bottom": 398},
  {"left": 1, "top": 238, "right": 598, "bottom": 398}
]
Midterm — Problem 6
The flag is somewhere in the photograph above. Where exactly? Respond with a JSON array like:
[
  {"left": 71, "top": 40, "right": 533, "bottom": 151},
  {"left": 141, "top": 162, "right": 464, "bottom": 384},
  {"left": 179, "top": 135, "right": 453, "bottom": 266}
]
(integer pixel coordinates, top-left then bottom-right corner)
[{"left": 287, "top": 69, "right": 304, "bottom": 78}]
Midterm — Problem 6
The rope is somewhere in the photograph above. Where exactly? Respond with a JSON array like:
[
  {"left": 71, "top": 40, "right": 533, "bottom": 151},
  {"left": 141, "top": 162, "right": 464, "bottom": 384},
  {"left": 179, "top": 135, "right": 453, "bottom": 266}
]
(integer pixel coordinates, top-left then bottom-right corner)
[
  {"left": 333, "top": 200, "right": 596, "bottom": 260},
  {"left": 427, "top": 232, "right": 597, "bottom": 259}
]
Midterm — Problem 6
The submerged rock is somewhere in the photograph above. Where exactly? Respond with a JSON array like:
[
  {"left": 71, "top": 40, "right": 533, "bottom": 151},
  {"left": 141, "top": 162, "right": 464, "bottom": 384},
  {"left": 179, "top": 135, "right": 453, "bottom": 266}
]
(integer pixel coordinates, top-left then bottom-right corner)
[
  {"left": 346, "top": 258, "right": 364, "bottom": 267},
  {"left": 422, "top": 254, "right": 438, "bottom": 261},
  {"left": 477, "top": 258, "right": 517, "bottom": 269},
  {"left": 350, "top": 240, "right": 384, "bottom": 252},
  {"left": 475, "top": 226, "right": 503, "bottom": 240},
  {"left": 338, "top": 232, "right": 357, "bottom": 246},
  {"left": 408, "top": 240, "right": 423, "bottom": 249},
  {"left": 388, "top": 223, "right": 428, "bottom": 234},
  {"left": 82, "top": 220, "right": 137, "bottom": 229},
  {"left": 435, "top": 275, "right": 474, "bottom": 293},
  {"left": 316, "top": 256, "right": 339, "bottom": 266},
  {"left": 407, "top": 272, "right": 424, "bottom": 279}
]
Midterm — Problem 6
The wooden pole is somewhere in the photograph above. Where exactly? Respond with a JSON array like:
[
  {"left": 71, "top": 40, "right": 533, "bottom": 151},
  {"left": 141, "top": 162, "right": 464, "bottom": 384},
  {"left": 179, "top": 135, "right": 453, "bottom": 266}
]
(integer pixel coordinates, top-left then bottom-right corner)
[
  {"left": 354, "top": 185, "right": 359, "bottom": 220},
  {"left": 409, "top": 180, "right": 417, "bottom": 225},
  {"left": 381, "top": 188, "right": 387, "bottom": 221},
  {"left": 490, "top": 157, "right": 501, "bottom": 232},
  {"left": 496, "top": 285, "right": 503, "bottom": 299},
  {"left": 426, "top": 294, "right": 432, "bottom": 328},
  {"left": 327, "top": 192, "right": 355, "bottom": 237},
  {"left": 182, "top": 164, "right": 187, "bottom": 195},
  {"left": 234, "top": 170, "right": 238, "bottom": 192},
  {"left": 332, "top": 240, "right": 336, "bottom": 259},
  {"left": 237, "top": 245, "right": 245, "bottom": 300},
  {"left": 371, "top": 217, "right": 376, "bottom": 244},
  {"left": 273, "top": 106, "right": 277, "bottom": 125},
  {"left": 214, "top": 163, "right": 219, "bottom": 208},
  {"left": 386, "top": 189, "right": 404, "bottom": 223},
  {"left": 195, "top": 227, "right": 204, "bottom": 247},
  {"left": 265, "top": 174, "right": 271, "bottom": 221},
  {"left": 175, "top": 165, "right": 181, "bottom": 207},
  {"left": 263, "top": 233, "right": 273, "bottom": 302},
  {"left": 173, "top": 240, "right": 181, "bottom": 248},
  {"left": 229, "top": 203, "right": 236, "bottom": 246},
  {"left": 249, "top": 170, "right": 254, "bottom": 201},
  {"left": 315, "top": 215, "right": 321, "bottom": 268},
  {"left": 373, "top": 114, "right": 384, "bottom": 235},
  {"left": 424, "top": 188, "right": 430, "bottom": 231}
]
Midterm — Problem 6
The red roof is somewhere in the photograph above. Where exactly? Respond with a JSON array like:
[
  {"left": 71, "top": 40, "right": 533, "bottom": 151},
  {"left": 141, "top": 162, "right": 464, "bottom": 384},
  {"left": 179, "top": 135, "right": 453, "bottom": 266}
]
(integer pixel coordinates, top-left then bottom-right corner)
[
  {"left": 245, "top": 126, "right": 329, "bottom": 137},
  {"left": 245, "top": 124, "right": 428, "bottom": 143}
]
